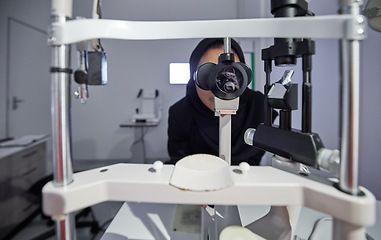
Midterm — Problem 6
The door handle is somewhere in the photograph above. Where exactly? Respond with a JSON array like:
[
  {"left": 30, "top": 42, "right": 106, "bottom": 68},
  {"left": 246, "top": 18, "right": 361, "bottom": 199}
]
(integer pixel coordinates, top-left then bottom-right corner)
[{"left": 12, "top": 96, "right": 24, "bottom": 110}]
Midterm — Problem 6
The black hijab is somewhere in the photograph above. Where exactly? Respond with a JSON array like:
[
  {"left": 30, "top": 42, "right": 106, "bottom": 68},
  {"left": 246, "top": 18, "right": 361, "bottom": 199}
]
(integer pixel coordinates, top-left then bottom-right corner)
[
  {"left": 168, "top": 38, "right": 267, "bottom": 165},
  {"left": 186, "top": 38, "right": 247, "bottom": 114},
  {"left": 189, "top": 38, "right": 246, "bottom": 80}
]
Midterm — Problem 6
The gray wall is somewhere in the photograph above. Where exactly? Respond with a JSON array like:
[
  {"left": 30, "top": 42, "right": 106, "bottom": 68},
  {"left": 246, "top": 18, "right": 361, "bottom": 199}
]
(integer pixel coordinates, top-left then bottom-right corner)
[
  {"left": 0, "top": 0, "right": 380, "bottom": 199},
  {"left": 0, "top": 0, "right": 51, "bottom": 138},
  {"left": 69, "top": 0, "right": 244, "bottom": 161}
]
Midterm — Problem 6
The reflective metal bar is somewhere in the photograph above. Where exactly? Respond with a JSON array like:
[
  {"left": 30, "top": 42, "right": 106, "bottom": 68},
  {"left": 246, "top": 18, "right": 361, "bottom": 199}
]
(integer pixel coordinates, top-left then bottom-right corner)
[
  {"left": 336, "top": 1, "right": 368, "bottom": 236},
  {"left": 280, "top": 110, "right": 291, "bottom": 130},
  {"left": 56, "top": 214, "right": 76, "bottom": 240},
  {"left": 302, "top": 55, "right": 312, "bottom": 133},
  {"left": 219, "top": 114, "right": 232, "bottom": 165},
  {"left": 264, "top": 60, "right": 272, "bottom": 126},
  {"left": 338, "top": 0, "right": 362, "bottom": 196},
  {"left": 51, "top": 37, "right": 73, "bottom": 187},
  {"left": 50, "top": 1, "right": 75, "bottom": 239},
  {"left": 224, "top": 37, "right": 231, "bottom": 54}
]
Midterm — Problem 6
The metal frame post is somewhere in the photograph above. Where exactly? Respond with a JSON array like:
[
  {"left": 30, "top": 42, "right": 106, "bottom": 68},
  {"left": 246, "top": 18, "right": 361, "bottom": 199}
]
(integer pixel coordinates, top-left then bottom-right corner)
[
  {"left": 338, "top": 0, "right": 363, "bottom": 197},
  {"left": 50, "top": 0, "right": 75, "bottom": 239},
  {"left": 302, "top": 54, "right": 312, "bottom": 133},
  {"left": 336, "top": 0, "right": 365, "bottom": 239},
  {"left": 219, "top": 114, "right": 232, "bottom": 165},
  {"left": 224, "top": 37, "right": 231, "bottom": 54}
]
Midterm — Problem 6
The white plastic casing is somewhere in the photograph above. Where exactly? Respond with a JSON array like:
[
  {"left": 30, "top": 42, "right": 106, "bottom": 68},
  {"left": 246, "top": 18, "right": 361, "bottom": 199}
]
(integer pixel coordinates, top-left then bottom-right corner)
[{"left": 169, "top": 154, "right": 233, "bottom": 191}]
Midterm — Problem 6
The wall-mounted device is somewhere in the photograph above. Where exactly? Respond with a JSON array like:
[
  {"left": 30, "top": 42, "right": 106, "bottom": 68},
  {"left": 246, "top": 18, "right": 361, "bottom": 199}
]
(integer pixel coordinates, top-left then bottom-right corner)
[
  {"left": 73, "top": 2, "right": 107, "bottom": 104},
  {"left": 132, "top": 89, "right": 161, "bottom": 124}
]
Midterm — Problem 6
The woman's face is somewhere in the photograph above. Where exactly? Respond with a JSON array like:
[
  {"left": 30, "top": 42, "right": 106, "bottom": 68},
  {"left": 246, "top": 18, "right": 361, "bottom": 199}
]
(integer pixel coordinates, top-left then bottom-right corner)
[{"left": 195, "top": 46, "right": 240, "bottom": 112}]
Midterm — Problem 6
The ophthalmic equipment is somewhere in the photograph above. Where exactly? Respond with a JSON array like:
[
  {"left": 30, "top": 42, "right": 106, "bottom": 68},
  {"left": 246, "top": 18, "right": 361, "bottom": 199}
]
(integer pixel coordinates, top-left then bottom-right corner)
[{"left": 42, "top": 0, "right": 375, "bottom": 239}]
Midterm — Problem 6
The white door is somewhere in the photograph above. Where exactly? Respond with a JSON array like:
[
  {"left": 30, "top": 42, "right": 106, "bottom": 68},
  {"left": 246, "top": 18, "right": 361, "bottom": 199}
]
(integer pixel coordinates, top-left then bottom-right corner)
[{"left": 7, "top": 18, "right": 51, "bottom": 149}]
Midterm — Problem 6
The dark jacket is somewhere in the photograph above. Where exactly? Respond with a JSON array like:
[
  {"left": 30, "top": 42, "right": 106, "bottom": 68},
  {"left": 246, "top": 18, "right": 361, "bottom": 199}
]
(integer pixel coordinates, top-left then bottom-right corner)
[{"left": 167, "top": 80, "right": 267, "bottom": 165}]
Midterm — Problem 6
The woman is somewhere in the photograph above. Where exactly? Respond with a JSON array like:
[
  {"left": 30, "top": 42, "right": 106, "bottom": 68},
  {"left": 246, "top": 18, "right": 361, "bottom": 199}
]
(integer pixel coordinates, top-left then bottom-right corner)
[{"left": 167, "top": 38, "right": 270, "bottom": 165}]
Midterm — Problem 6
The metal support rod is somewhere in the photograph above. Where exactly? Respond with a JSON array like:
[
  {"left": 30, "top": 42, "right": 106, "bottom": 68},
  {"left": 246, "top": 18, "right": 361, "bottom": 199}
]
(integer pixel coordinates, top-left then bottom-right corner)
[
  {"left": 51, "top": 41, "right": 73, "bottom": 187},
  {"left": 215, "top": 97, "right": 238, "bottom": 166},
  {"left": 264, "top": 60, "right": 273, "bottom": 126},
  {"left": 338, "top": 0, "right": 361, "bottom": 196},
  {"left": 56, "top": 214, "right": 76, "bottom": 240},
  {"left": 219, "top": 114, "right": 232, "bottom": 165},
  {"left": 280, "top": 110, "right": 292, "bottom": 130},
  {"left": 51, "top": 33, "right": 76, "bottom": 240},
  {"left": 302, "top": 54, "right": 312, "bottom": 133},
  {"left": 50, "top": 0, "right": 75, "bottom": 239},
  {"left": 224, "top": 37, "right": 231, "bottom": 54}
]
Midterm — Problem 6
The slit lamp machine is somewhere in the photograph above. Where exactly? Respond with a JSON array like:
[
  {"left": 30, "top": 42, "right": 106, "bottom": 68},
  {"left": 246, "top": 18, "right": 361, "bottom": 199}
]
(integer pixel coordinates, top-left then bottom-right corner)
[{"left": 43, "top": 0, "right": 378, "bottom": 239}]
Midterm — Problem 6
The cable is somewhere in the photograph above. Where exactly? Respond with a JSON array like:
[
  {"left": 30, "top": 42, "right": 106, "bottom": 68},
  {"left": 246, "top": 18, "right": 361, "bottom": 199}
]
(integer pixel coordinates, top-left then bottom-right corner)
[
  {"left": 307, "top": 216, "right": 374, "bottom": 240},
  {"left": 307, "top": 216, "right": 332, "bottom": 240},
  {"left": 92, "top": 0, "right": 105, "bottom": 51}
]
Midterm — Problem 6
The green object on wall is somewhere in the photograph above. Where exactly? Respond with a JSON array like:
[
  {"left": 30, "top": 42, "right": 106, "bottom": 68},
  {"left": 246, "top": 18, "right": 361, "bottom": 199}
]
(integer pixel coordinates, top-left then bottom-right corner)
[{"left": 251, "top": 52, "right": 255, "bottom": 90}]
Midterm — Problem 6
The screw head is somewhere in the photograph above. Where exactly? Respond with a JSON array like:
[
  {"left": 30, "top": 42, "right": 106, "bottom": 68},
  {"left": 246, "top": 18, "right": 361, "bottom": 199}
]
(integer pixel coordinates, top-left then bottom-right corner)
[
  {"left": 357, "top": 28, "right": 365, "bottom": 35},
  {"left": 357, "top": 16, "right": 364, "bottom": 24}
]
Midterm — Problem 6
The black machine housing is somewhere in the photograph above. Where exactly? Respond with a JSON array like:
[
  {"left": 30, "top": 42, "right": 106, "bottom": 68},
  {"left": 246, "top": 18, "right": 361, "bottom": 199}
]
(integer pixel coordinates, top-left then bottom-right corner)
[
  {"left": 250, "top": 0, "right": 324, "bottom": 167},
  {"left": 194, "top": 53, "right": 252, "bottom": 100}
]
